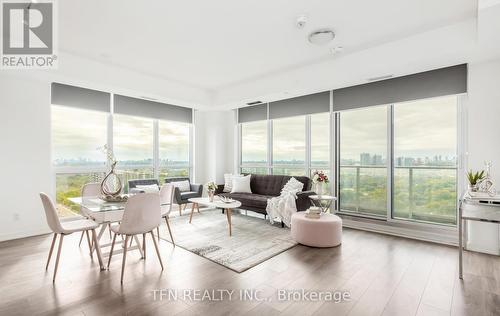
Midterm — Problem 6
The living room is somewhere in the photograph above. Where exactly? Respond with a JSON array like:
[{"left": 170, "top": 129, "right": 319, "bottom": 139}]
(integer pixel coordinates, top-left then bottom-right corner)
[{"left": 1, "top": 1, "right": 500, "bottom": 315}]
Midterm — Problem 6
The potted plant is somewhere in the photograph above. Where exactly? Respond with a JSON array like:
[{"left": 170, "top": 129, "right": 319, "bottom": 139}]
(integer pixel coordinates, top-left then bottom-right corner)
[
  {"left": 467, "top": 170, "right": 485, "bottom": 193},
  {"left": 206, "top": 181, "right": 217, "bottom": 202},
  {"left": 312, "top": 170, "right": 329, "bottom": 197}
]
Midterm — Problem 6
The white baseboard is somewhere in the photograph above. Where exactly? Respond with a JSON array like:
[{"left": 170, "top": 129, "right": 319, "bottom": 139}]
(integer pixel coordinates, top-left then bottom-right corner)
[
  {"left": 0, "top": 227, "right": 51, "bottom": 242},
  {"left": 465, "top": 242, "right": 500, "bottom": 255}
]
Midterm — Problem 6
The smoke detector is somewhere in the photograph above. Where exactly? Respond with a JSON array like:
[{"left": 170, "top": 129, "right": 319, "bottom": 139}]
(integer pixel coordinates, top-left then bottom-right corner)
[
  {"left": 296, "top": 15, "right": 307, "bottom": 29},
  {"left": 308, "top": 29, "right": 335, "bottom": 45}
]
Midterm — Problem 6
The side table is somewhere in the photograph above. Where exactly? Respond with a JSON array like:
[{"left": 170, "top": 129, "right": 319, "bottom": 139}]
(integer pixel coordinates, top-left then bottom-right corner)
[{"left": 309, "top": 195, "right": 337, "bottom": 213}]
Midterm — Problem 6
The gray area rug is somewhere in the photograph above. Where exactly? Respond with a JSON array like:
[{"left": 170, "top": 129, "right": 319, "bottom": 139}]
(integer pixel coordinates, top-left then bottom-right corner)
[{"left": 157, "top": 208, "right": 297, "bottom": 272}]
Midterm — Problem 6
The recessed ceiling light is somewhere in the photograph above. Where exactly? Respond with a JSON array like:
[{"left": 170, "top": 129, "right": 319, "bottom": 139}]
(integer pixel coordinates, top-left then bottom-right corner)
[{"left": 308, "top": 29, "right": 335, "bottom": 45}]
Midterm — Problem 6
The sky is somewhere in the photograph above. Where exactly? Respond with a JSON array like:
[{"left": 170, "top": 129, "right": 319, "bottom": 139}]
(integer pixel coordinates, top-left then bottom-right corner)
[
  {"left": 53, "top": 95, "right": 457, "bottom": 166},
  {"left": 242, "top": 96, "right": 457, "bottom": 163},
  {"left": 52, "top": 106, "right": 189, "bottom": 164}
]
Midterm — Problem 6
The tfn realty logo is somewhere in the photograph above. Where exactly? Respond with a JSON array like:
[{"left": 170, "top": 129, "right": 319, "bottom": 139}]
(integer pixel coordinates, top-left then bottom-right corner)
[{"left": 1, "top": 0, "right": 57, "bottom": 69}]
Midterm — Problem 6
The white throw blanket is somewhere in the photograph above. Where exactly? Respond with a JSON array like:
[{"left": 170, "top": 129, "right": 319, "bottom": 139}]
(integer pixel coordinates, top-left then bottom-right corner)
[
  {"left": 266, "top": 177, "right": 304, "bottom": 227},
  {"left": 266, "top": 190, "right": 300, "bottom": 227}
]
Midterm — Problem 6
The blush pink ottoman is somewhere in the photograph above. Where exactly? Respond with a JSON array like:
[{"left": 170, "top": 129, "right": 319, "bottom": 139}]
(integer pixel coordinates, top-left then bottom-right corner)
[{"left": 291, "top": 212, "right": 342, "bottom": 247}]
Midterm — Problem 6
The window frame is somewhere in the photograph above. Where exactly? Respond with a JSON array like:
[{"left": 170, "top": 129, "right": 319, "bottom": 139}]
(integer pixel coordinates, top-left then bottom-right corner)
[
  {"left": 238, "top": 93, "right": 462, "bottom": 231},
  {"left": 335, "top": 96, "right": 460, "bottom": 228},
  {"left": 52, "top": 94, "right": 193, "bottom": 218}
]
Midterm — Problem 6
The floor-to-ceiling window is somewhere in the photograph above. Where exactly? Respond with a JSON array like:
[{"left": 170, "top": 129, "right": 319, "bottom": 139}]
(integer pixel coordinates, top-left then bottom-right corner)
[
  {"left": 393, "top": 96, "right": 457, "bottom": 225},
  {"left": 158, "top": 120, "right": 190, "bottom": 182},
  {"left": 240, "top": 120, "right": 268, "bottom": 174},
  {"left": 113, "top": 114, "right": 154, "bottom": 191},
  {"left": 238, "top": 91, "right": 459, "bottom": 228},
  {"left": 51, "top": 85, "right": 193, "bottom": 217},
  {"left": 338, "top": 106, "right": 388, "bottom": 217},
  {"left": 239, "top": 112, "right": 330, "bottom": 179},
  {"left": 272, "top": 116, "right": 306, "bottom": 176},
  {"left": 52, "top": 106, "right": 108, "bottom": 217},
  {"left": 310, "top": 112, "right": 331, "bottom": 192}
]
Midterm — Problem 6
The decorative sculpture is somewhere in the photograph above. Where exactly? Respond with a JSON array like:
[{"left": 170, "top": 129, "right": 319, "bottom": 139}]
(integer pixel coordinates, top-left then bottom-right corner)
[
  {"left": 98, "top": 145, "right": 127, "bottom": 202},
  {"left": 479, "top": 161, "right": 497, "bottom": 196},
  {"left": 101, "top": 161, "right": 122, "bottom": 196}
]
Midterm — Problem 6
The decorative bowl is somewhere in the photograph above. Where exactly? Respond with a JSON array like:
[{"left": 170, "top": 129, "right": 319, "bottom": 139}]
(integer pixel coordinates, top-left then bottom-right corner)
[
  {"left": 101, "top": 195, "right": 128, "bottom": 202},
  {"left": 219, "top": 196, "right": 235, "bottom": 203}
]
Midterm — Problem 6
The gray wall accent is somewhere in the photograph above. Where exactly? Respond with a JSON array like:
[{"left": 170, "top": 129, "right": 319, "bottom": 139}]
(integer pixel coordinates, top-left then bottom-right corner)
[
  {"left": 51, "top": 83, "right": 110, "bottom": 112},
  {"left": 269, "top": 91, "right": 330, "bottom": 119},
  {"left": 114, "top": 95, "right": 193, "bottom": 123},
  {"left": 238, "top": 103, "right": 268, "bottom": 123},
  {"left": 332, "top": 64, "right": 467, "bottom": 111}
]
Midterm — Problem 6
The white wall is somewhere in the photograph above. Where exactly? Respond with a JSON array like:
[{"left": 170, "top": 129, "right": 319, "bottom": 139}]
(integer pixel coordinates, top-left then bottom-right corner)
[
  {"left": 463, "top": 59, "right": 500, "bottom": 254},
  {"left": 0, "top": 75, "right": 53, "bottom": 241},
  {"left": 194, "top": 110, "right": 235, "bottom": 189}
]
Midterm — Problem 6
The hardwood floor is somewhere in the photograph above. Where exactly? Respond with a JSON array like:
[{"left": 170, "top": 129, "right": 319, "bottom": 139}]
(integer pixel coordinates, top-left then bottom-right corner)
[{"left": 1, "top": 225, "right": 499, "bottom": 316}]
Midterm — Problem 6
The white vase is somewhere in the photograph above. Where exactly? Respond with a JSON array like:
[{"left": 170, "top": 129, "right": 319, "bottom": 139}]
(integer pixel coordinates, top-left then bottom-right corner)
[{"left": 315, "top": 182, "right": 324, "bottom": 197}]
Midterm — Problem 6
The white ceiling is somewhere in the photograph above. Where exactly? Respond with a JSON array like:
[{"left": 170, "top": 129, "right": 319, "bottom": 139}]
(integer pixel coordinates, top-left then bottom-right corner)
[{"left": 53, "top": 0, "right": 500, "bottom": 109}]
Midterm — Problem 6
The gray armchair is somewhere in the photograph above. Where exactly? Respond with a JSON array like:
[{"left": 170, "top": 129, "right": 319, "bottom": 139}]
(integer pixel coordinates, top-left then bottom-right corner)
[{"left": 165, "top": 177, "right": 203, "bottom": 215}]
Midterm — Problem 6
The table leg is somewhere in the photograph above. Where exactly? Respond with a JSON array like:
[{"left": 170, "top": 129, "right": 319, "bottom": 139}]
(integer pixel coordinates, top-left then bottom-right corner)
[
  {"left": 226, "top": 208, "right": 232, "bottom": 236},
  {"left": 324, "top": 200, "right": 333, "bottom": 213},
  {"left": 189, "top": 203, "right": 197, "bottom": 223},
  {"left": 459, "top": 203, "right": 463, "bottom": 279},
  {"left": 91, "top": 229, "right": 105, "bottom": 270},
  {"left": 91, "top": 223, "right": 107, "bottom": 254}
]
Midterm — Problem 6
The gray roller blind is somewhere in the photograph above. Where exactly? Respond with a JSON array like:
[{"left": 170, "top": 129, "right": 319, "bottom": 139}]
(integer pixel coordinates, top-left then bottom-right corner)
[
  {"left": 51, "top": 83, "right": 110, "bottom": 112},
  {"left": 114, "top": 95, "right": 193, "bottom": 123},
  {"left": 238, "top": 103, "right": 267, "bottom": 123},
  {"left": 332, "top": 64, "right": 467, "bottom": 111},
  {"left": 269, "top": 91, "right": 330, "bottom": 119}
]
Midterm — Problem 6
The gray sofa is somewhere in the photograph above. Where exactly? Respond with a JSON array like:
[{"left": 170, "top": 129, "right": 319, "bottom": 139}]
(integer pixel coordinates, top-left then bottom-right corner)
[{"left": 216, "top": 174, "right": 314, "bottom": 216}]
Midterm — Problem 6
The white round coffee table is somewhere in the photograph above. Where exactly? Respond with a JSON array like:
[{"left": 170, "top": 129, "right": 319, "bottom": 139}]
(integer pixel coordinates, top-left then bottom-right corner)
[{"left": 188, "top": 197, "right": 241, "bottom": 236}]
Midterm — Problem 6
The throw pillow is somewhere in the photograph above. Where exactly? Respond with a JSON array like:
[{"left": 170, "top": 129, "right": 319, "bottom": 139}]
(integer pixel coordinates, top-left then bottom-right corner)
[
  {"left": 170, "top": 180, "right": 191, "bottom": 192},
  {"left": 135, "top": 184, "right": 160, "bottom": 193},
  {"left": 280, "top": 177, "right": 304, "bottom": 196},
  {"left": 223, "top": 173, "right": 243, "bottom": 193},
  {"left": 231, "top": 175, "right": 252, "bottom": 193}
]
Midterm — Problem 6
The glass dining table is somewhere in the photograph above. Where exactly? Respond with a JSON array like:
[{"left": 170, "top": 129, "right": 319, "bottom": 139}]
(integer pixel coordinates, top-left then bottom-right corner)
[{"left": 69, "top": 196, "right": 169, "bottom": 259}]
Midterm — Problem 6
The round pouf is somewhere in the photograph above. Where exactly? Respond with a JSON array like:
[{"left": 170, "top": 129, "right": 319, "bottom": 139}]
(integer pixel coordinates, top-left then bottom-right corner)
[{"left": 291, "top": 212, "right": 342, "bottom": 247}]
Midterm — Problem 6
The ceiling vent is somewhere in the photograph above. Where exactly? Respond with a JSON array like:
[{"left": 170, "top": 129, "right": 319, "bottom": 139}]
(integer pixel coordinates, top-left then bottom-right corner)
[
  {"left": 140, "top": 96, "right": 158, "bottom": 101},
  {"left": 246, "top": 101, "right": 263, "bottom": 106},
  {"left": 367, "top": 74, "right": 393, "bottom": 82}
]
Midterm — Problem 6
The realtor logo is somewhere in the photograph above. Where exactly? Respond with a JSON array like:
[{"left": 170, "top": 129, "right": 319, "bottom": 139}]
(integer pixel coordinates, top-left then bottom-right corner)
[{"left": 1, "top": 0, "right": 57, "bottom": 69}]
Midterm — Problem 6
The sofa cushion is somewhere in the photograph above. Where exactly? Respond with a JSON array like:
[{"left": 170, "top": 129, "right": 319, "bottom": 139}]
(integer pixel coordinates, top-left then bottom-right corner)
[
  {"left": 219, "top": 193, "right": 272, "bottom": 210},
  {"left": 250, "top": 174, "right": 311, "bottom": 196},
  {"left": 180, "top": 191, "right": 199, "bottom": 201}
]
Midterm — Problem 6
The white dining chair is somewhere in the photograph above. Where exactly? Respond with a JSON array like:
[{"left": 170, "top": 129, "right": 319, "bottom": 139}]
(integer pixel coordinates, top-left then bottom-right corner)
[
  {"left": 157, "top": 184, "right": 175, "bottom": 246},
  {"left": 78, "top": 183, "right": 99, "bottom": 248},
  {"left": 107, "top": 193, "right": 163, "bottom": 283},
  {"left": 78, "top": 183, "right": 114, "bottom": 249},
  {"left": 39, "top": 193, "right": 104, "bottom": 282}
]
